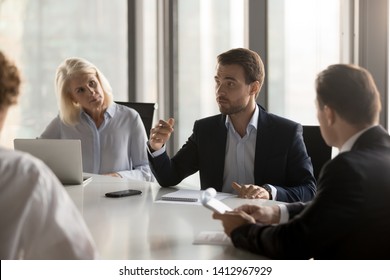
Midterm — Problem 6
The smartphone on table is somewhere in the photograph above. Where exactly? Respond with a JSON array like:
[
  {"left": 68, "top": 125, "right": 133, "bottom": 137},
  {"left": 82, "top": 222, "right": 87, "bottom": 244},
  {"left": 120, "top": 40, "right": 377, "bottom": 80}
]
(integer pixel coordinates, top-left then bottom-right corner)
[{"left": 105, "top": 189, "right": 142, "bottom": 198}]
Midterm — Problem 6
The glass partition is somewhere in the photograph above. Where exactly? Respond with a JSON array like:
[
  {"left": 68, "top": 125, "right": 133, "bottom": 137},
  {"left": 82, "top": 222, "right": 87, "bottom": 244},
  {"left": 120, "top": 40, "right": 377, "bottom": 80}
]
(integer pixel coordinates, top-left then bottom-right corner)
[
  {"left": 0, "top": 0, "right": 127, "bottom": 147},
  {"left": 268, "top": 0, "right": 341, "bottom": 125},
  {"left": 177, "top": 0, "right": 246, "bottom": 187}
]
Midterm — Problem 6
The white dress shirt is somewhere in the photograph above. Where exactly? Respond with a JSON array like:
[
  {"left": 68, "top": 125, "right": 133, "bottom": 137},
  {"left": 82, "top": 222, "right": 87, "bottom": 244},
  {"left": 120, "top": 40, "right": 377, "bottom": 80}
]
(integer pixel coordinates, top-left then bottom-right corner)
[
  {"left": 0, "top": 147, "right": 98, "bottom": 259},
  {"left": 41, "top": 103, "right": 154, "bottom": 181},
  {"left": 222, "top": 107, "right": 258, "bottom": 193},
  {"left": 339, "top": 125, "right": 376, "bottom": 153},
  {"left": 223, "top": 105, "right": 277, "bottom": 199}
]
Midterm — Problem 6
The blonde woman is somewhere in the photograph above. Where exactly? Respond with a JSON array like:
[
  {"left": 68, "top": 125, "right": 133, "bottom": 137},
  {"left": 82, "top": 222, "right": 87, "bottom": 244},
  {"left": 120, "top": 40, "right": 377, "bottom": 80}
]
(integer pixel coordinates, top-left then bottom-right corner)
[{"left": 41, "top": 57, "right": 153, "bottom": 181}]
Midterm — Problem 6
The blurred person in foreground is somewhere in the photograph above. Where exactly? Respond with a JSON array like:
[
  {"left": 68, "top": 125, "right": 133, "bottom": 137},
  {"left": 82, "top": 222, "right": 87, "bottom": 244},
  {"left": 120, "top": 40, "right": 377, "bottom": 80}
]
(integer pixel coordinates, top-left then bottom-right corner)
[
  {"left": 41, "top": 57, "right": 153, "bottom": 181},
  {"left": 148, "top": 48, "right": 315, "bottom": 202},
  {"left": 0, "top": 50, "right": 98, "bottom": 259},
  {"left": 213, "top": 64, "right": 390, "bottom": 259}
]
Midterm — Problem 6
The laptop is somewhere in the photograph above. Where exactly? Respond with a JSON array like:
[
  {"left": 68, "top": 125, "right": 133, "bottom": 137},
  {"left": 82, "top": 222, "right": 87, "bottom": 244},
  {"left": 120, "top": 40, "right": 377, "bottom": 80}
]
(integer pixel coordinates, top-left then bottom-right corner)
[{"left": 14, "top": 139, "right": 91, "bottom": 186}]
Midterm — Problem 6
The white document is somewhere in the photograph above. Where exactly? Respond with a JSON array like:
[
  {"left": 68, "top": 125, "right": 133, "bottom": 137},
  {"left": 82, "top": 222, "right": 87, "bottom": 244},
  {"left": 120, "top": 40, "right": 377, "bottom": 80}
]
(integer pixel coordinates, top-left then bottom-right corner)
[
  {"left": 159, "top": 189, "right": 202, "bottom": 204},
  {"left": 200, "top": 188, "right": 233, "bottom": 214},
  {"left": 157, "top": 189, "right": 234, "bottom": 206}
]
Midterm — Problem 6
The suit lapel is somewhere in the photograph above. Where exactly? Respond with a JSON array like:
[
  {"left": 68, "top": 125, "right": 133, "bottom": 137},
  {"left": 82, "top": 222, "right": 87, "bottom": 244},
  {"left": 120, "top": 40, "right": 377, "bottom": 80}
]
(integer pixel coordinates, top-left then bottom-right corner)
[
  {"left": 213, "top": 115, "right": 228, "bottom": 191},
  {"left": 254, "top": 106, "right": 271, "bottom": 184}
]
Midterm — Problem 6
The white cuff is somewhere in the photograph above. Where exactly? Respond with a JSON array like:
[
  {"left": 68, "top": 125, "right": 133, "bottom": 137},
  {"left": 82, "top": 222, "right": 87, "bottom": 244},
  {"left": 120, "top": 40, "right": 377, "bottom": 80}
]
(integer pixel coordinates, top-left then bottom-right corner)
[
  {"left": 147, "top": 142, "right": 166, "bottom": 158},
  {"left": 278, "top": 204, "right": 289, "bottom": 224}
]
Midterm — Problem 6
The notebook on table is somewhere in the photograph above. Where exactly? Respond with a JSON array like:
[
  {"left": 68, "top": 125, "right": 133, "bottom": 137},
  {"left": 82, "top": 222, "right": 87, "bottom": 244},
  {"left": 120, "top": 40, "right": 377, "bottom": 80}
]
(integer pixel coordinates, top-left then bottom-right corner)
[{"left": 13, "top": 139, "right": 91, "bottom": 186}]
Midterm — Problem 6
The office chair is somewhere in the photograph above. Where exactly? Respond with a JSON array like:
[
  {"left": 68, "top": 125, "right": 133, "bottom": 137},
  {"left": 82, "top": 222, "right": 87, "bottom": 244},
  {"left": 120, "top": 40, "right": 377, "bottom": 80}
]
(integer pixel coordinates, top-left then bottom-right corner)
[
  {"left": 302, "top": 125, "right": 332, "bottom": 180},
  {"left": 115, "top": 101, "right": 157, "bottom": 138}
]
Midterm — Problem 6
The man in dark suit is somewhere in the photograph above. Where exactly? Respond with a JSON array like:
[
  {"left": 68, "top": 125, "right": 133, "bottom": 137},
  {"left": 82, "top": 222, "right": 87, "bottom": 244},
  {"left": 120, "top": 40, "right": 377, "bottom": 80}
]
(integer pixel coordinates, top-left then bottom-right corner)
[
  {"left": 148, "top": 48, "right": 315, "bottom": 202},
  {"left": 213, "top": 64, "right": 390, "bottom": 259}
]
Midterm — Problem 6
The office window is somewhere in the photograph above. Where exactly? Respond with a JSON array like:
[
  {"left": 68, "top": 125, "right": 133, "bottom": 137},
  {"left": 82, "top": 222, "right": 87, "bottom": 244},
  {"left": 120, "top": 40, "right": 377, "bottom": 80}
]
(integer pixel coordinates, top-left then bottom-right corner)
[
  {"left": 267, "top": 0, "right": 341, "bottom": 125},
  {"left": 135, "top": 0, "right": 158, "bottom": 103},
  {"left": 177, "top": 0, "right": 246, "bottom": 146},
  {"left": 177, "top": 0, "right": 246, "bottom": 187},
  {"left": 0, "top": 0, "right": 127, "bottom": 148}
]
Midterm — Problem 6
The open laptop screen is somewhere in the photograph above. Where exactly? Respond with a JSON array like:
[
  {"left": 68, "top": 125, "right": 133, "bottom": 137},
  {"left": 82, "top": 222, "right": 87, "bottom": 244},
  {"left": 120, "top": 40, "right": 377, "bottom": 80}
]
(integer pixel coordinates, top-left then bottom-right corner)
[{"left": 14, "top": 139, "right": 87, "bottom": 185}]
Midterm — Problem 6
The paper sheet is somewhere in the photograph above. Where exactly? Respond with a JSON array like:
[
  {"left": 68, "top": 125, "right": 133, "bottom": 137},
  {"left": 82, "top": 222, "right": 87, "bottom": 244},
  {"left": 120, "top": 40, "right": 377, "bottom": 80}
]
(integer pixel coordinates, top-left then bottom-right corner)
[{"left": 156, "top": 189, "right": 235, "bottom": 205}]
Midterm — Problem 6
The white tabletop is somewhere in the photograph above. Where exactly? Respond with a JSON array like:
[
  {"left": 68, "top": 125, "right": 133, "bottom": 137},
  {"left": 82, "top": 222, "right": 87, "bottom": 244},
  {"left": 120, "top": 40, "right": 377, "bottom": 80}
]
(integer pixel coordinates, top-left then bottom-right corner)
[{"left": 65, "top": 174, "right": 276, "bottom": 260}]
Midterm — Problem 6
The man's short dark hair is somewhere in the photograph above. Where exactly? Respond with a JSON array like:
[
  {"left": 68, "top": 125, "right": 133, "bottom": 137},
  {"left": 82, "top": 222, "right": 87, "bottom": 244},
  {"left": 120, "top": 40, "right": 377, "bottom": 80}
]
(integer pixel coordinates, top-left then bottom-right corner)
[
  {"left": 316, "top": 64, "right": 381, "bottom": 125},
  {"left": 217, "top": 48, "right": 265, "bottom": 89}
]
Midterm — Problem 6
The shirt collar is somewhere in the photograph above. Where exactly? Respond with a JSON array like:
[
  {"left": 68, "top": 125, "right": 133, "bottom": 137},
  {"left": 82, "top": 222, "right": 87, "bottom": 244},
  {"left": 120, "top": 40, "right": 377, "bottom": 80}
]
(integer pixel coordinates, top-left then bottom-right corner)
[
  {"left": 339, "top": 125, "right": 376, "bottom": 153},
  {"left": 80, "top": 102, "right": 115, "bottom": 120},
  {"left": 105, "top": 103, "right": 116, "bottom": 118},
  {"left": 225, "top": 104, "right": 259, "bottom": 133}
]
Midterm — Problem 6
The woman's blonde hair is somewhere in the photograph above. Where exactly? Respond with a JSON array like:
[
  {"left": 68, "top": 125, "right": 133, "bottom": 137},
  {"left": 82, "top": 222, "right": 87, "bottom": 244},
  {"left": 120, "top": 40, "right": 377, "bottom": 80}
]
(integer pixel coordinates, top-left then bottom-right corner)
[{"left": 56, "top": 57, "right": 113, "bottom": 125}]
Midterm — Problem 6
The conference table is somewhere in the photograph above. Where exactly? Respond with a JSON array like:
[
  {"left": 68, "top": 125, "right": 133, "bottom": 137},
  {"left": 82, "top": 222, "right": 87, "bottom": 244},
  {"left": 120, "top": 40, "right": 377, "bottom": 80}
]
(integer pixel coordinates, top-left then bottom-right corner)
[{"left": 65, "top": 174, "right": 277, "bottom": 260}]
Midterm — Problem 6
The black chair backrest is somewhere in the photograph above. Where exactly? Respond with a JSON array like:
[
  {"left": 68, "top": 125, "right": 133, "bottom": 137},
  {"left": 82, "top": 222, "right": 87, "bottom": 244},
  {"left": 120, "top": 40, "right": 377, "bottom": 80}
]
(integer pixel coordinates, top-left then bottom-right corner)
[
  {"left": 115, "top": 101, "right": 157, "bottom": 138},
  {"left": 302, "top": 125, "right": 332, "bottom": 180}
]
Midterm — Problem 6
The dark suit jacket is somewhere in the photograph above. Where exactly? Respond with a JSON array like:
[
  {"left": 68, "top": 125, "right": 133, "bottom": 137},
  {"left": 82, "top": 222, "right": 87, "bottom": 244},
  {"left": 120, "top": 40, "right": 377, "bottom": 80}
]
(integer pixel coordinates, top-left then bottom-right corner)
[
  {"left": 148, "top": 105, "right": 316, "bottom": 202},
  {"left": 231, "top": 125, "right": 390, "bottom": 259}
]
